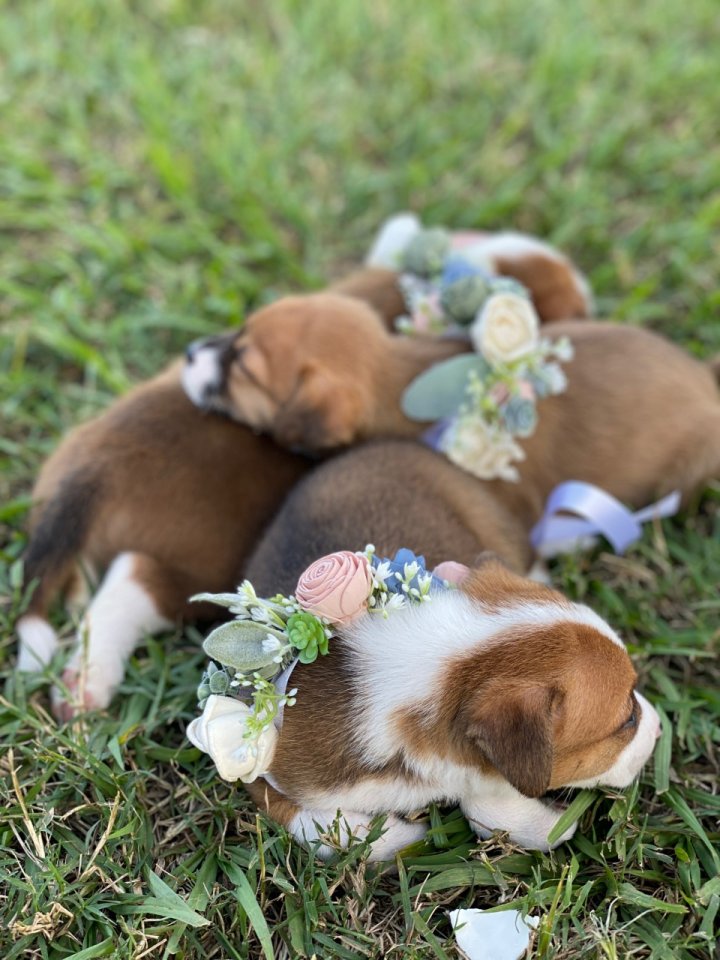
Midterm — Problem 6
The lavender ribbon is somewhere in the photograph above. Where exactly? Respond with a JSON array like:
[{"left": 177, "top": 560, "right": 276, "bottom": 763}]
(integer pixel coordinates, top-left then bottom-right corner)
[
  {"left": 422, "top": 417, "right": 452, "bottom": 451},
  {"left": 531, "top": 481, "right": 681, "bottom": 557}
]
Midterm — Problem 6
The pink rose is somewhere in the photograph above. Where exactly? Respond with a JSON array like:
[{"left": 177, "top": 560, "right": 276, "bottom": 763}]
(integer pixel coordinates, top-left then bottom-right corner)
[
  {"left": 432, "top": 561, "right": 470, "bottom": 585},
  {"left": 296, "top": 552, "right": 373, "bottom": 624}
]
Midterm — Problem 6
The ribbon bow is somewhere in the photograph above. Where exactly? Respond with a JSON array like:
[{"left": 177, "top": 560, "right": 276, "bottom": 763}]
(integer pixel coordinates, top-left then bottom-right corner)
[{"left": 530, "top": 481, "right": 681, "bottom": 558}]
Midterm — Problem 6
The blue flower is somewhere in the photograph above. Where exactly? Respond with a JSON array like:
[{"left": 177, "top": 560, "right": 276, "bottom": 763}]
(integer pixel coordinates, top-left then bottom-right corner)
[
  {"left": 441, "top": 256, "right": 491, "bottom": 287},
  {"left": 372, "top": 548, "right": 447, "bottom": 594}
]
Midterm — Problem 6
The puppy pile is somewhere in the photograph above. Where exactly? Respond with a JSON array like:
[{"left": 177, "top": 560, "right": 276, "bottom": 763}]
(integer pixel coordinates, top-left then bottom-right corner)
[{"left": 17, "top": 222, "right": 720, "bottom": 859}]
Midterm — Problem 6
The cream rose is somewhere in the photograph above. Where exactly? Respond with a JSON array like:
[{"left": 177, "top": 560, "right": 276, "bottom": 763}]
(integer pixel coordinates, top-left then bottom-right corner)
[
  {"left": 296, "top": 551, "right": 373, "bottom": 624},
  {"left": 187, "top": 694, "right": 277, "bottom": 783},
  {"left": 471, "top": 293, "right": 540, "bottom": 364},
  {"left": 443, "top": 416, "right": 525, "bottom": 483}
]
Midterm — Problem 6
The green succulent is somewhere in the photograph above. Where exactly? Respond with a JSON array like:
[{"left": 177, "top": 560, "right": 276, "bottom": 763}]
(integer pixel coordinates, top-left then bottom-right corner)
[
  {"left": 440, "top": 274, "right": 491, "bottom": 324},
  {"left": 197, "top": 661, "right": 233, "bottom": 706},
  {"left": 287, "top": 612, "right": 329, "bottom": 664},
  {"left": 401, "top": 228, "right": 451, "bottom": 277}
]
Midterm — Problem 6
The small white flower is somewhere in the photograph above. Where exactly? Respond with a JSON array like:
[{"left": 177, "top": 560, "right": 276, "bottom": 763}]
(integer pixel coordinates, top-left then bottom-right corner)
[
  {"left": 471, "top": 293, "right": 540, "bottom": 364},
  {"left": 262, "top": 635, "right": 282, "bottom": 653},
  {"left": 385, "top": 593, "right": 407, "bottom": 610},
  {"left": 552, "top": 336, "right": 574, "bottom": 362},
  {"left": 544, "top": 362, "right": 568, "bottom": 394}
]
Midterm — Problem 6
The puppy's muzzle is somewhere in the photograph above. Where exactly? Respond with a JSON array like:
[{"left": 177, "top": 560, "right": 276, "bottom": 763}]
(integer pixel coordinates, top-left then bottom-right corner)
[{"left": 183, "top": 334, "right": 236, "bottom": 410}]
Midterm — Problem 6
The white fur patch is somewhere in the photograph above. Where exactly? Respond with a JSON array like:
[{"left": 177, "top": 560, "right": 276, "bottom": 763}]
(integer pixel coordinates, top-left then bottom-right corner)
[
  {"left": 343, "top": 591, "right": 624, "bottom": 766},
  {"left": 568, "top": 692, "right": 660, "bottom": 789},
  {"left": 16, "top": 615, "right": 59, "bottom": 672},
  {"left": 290, "top": 807, "right": 427, "bottom": 861},
  {"left": 57, "top": 552, "right": 172, "bottom": 711},
  {"left": 181, "top": 347, "right": 224, "bottom": 409}
]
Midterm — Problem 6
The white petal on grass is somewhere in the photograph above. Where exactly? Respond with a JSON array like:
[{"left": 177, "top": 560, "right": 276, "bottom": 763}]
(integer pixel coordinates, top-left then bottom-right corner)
[{"left": 448, "top": 909, "right": 539, "bottom": 960}]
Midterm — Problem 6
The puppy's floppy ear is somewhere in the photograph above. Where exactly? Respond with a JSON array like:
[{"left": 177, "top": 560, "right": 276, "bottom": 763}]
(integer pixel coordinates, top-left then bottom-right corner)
[
  {"left": 463, "top": 683, "right": 561, "bottom": 798},
  {"left": 273, "top": 365, "right": 369, "bottom": 451}
]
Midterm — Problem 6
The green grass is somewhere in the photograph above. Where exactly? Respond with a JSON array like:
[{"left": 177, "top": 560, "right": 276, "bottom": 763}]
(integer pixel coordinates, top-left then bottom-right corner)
[{"left": 1, "top": 0, "right": 719, "bottom": 957}]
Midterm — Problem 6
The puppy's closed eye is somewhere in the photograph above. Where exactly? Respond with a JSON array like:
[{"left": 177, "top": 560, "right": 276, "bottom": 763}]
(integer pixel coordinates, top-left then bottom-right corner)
[{"left": 272, "top": 366, "right": 368, "bottom": 452}]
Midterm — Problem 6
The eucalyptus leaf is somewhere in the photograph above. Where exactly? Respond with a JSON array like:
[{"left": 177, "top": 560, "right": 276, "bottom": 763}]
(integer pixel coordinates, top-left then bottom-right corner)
[
  {"left": 401, "top": 354, "right": 484, "bottom": 421},
  {"left": 191, "top": 591, "right": 244, "bottom": 609},
  {"left": 203, "top": 620, "right": 286, "bottom": 671}
]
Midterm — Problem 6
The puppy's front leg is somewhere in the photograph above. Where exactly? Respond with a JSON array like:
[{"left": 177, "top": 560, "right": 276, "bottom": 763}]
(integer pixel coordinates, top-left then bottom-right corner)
[{"left": 461, "top": 781, "right": 576, "bottom": 851}]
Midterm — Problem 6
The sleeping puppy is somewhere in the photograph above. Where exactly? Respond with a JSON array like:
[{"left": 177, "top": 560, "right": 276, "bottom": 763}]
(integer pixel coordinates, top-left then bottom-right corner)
[
  {"left": 183, "top": 300, "right": 720, "bottom": 512},
  {"left": 238, "top": 442, "right": 660, "bottom": 858}
]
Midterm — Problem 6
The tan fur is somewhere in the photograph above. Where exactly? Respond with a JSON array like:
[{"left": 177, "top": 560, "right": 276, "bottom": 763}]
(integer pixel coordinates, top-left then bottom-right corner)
[
  {"left": 491, "top": 251, "right": 589, "bottom": 322},
  {"left": 205, "top": 304, "right": 720, "bottom": 510},
  {"left": 25, "top": 364, "right": 308, "bottom": 625}
]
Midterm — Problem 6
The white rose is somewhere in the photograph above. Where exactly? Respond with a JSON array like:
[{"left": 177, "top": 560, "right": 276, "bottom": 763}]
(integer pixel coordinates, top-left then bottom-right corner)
[
  {"left": 471, "top": 293, "right": 540, "bottom": 364},
  {"left": 443, "top": 416, "right": 525, "bottom": 482},
  {"left": 187, "top": 694, "right": 277, "bottom": 783}
]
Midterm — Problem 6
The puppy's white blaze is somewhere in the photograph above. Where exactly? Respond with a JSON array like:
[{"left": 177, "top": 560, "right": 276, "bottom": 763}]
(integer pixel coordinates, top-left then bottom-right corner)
[
  {"left": 181, "top": 348, "right": 224, "bottom": 409},
  {"left": 59, "top": 552, "right": 172, "bottom": 708},
  {"left": 16, "top": 615, "right": 59, "bottom": 672},
  {"left": 290, "top": 807, "right": 427, "bottom": 861},
  {"left": 568, "top": 692, "right": 661, "bottom": 789},
  {"left": 343, "top": 591, "right": 624, "bottom": 766}
]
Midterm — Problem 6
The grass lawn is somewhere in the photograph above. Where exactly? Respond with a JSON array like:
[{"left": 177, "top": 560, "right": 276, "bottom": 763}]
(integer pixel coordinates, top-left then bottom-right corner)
[{"left": 1, "top": 1, "right": 719, "bottom": 957}]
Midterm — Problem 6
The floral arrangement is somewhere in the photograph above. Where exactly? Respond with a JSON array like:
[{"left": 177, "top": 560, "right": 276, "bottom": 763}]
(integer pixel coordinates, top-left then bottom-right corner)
[
  {"left": 187, "top": 548, "right": 457, "bottom": 783},
  {"left": 389, "top": 225, "right": 525, "bottom": 337},
  {"left": 402, "top": 289, "right": 573, "bottom": 483}
]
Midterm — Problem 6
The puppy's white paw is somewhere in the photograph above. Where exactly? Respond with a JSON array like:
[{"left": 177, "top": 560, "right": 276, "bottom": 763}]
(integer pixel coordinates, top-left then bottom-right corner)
[
  {"left": 291, "top": 808, "right": 427, "bottom": 861},
  {"left": 51, "top": 665, "right": 116, "bottom": 722},
  {"left": 16, "top": 616, "right": 59, "bottom": 672},
  {"left": 365, "top": 816, "right": 428, "bottom": 861}
]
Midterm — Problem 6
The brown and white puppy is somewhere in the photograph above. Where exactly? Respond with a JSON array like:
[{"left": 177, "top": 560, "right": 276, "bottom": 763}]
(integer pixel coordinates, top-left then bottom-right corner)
[
  {"left": 183, "top": 301, "right": 720, "bottom": 513},
  {"left": 239, "top": 469, "right": 659, "bottom": 856}
]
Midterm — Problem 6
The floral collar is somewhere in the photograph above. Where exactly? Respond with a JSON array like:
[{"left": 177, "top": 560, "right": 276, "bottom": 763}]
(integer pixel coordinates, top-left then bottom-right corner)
[
  {"left": 396, "top": 238, "right": 573, "bottom": 484},
  {"left": 187, "top": 548, "right": 464, "bottom": 784}
]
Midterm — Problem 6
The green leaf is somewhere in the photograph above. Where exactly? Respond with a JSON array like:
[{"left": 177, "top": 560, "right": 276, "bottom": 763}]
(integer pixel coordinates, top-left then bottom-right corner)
[
  {"left": 225, "top": 863, "right": 276, "bottom": 960},
  {"left": 65, "top": 940, "right": 116, "bottom": 960},
  {"left": 546, "top": 790, "right": 597, "bottom": 845},
  {"left": 203, "top": 620, "right": 285, "bottom": 671},
  {"left": 191, "top": 592, "right": 245, "bottom": 608},
  {"left": 653, "top": 705, "right": 672, "bottom": 794},
  {"left": 401, "top": 354, "right": 483, "bottom": 421},
  {"left": 116, "top": 871, "right": 211, "bottom": 927},
  {"left": 617, "top": 881, "right": 688, "bottom": 914}
]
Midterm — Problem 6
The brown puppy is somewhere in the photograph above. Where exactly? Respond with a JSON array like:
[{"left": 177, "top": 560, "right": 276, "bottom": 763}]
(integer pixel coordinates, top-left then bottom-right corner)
[
  {"left": 223, "top": 444, "right": 661, "bottom": 858},
  {"left": 184, "top": 300, "right": 720, "bottom": 514}
]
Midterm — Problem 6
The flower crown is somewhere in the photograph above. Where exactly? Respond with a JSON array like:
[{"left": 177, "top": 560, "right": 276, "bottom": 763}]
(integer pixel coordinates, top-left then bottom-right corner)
[
  {"left": 187, "top": 548, "right": 461, "bottom": 783},
  {"left": 398, "top": 229, "right": 574, "bottom": 484},
  {"left": 394, "top": 226, "right": 529, "bottom": 337}
]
